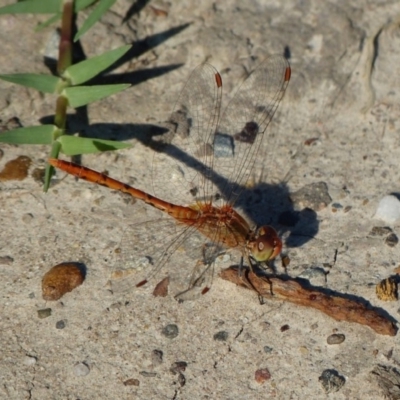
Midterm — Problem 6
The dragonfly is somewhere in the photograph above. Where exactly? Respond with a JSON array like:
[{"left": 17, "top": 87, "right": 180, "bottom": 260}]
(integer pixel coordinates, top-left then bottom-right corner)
[{"left": 49, "top": 55, "right": 291, "bottom": 300}]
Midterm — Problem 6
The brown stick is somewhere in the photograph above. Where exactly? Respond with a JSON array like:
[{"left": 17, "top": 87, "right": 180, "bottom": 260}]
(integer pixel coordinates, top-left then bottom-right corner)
[{"left": 220, "top": 267, "right": 397, "bottom": 336}]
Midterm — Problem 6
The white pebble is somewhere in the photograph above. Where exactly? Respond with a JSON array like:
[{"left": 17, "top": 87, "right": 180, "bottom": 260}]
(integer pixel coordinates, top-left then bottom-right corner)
[
  {"left": 74, "top": 362, "right": 90, "bottom": 376},
  {"left": 374, "top": 195, "right": 400, "bottom": 223},
  {"left": 23, "top": 356, "right": 37, "bottom": 366}
]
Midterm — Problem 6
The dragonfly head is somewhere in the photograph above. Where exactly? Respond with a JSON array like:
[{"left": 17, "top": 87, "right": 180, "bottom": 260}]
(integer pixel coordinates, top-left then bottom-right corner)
[{"left": 248, "top": 226, "right": 282, "bottom": 262}]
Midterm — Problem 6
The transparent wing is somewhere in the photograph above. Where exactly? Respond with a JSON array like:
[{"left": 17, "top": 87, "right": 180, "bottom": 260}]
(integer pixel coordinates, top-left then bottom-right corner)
[
  {"left": 111, "top": 217, "right": 220, "bottom": 297},
  {"left": 151, "top": 56, "right": 290, "bottom": 208},
  {"left": 151, "top": 63, "right": 222, "bottom": 205},
  {"left": 213, "top": 55, "right": 291, "bottom": 205}
]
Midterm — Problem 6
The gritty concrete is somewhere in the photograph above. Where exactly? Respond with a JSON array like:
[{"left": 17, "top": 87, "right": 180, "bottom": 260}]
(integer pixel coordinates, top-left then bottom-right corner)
[{"left": 1, "top": 0, "right": 400, "bottom": 399}]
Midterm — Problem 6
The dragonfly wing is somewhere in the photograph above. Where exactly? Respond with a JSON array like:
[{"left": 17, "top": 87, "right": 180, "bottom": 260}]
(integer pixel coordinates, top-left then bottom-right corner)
[
  {"left": 151, "top": 63, "right": 223, "bottom": 205},
  {"left": 174, "top": 242, "right": 225, "bottom": 301},
  {"left": 111, "top": 217, "right": 210, "bottom": 297},
  {"left": 210, "top": 55, "right": 291, "bottom": 205}
]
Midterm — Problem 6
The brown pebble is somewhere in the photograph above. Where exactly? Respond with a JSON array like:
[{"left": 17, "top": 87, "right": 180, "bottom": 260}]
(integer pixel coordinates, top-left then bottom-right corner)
[
  {"left": 385, "top": 233, "right": 399, "bottom": 247},
  {"left": 281, "top": 255, "right": 290, "bottom": 269},
  {"left": 0, "top": 155, "right": 31, "bottom": 181},
  {"left": 123, "top": 378, "right": 140, "bottom": 386},
  {"left": 255, "top": 368, "right": 271, "bottom": 384},
  {"left": 376, "top": 277, "right": 398, "bottom": 301},
  {"left": 37, "top": 308, "right": 52, "bottom": 318},
  {"left": 280, "top": 324, "right": 290, "bottom": 332},
  {"left": 327, "top": 333, "right": 346, "bottom": 345},
  {"left": 42, "top": 262, "right": 85, "bottom": 300},
  {"left": 153, "top": 276, "right": 169, "bottom": 297}
]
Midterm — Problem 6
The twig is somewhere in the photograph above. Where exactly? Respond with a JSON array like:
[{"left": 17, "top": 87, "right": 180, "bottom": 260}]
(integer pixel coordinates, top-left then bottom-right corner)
[{"left": 220, "top": 267, "right": 397, "bottom": 336}]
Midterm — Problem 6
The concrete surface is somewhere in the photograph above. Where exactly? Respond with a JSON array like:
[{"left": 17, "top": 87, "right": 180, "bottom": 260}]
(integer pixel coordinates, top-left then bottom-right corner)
[{"left": 1, "top": 0, "right": 400, "bottom": 398}]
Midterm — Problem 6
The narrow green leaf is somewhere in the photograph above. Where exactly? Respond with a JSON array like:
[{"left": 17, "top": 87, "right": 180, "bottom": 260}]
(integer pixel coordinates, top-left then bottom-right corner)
[
  {"left": 75, "top": 0, "right": 98, "bottom": 12},
  {"left": 0, "top": 125, "right": 58, "bottom": 145},
  {"left": 63, "top": 84, "right": 130, "bottom": 108},
  {"left": 36, "top": 13, "right": 62, "bottom": 30},
  {"left": 0, "top": 73, "right": 60, "bottom": 93},
  {"left": 74, "top": 0, "right": 117, "bottom": 41},
  {"left": 0, "top": 0, "right": 97, "bottom": 16},
  {"left": 44, "top": 141, "right": 62, "bottom": 192},
  {"left": 0, "top": 0, "right": 62, "bottom": 14},
  {"left": 64, "top": 45, "right": 131, "bottom": 85},
  {"left": 58, "top": 135, "right": 131, "bottom": 156}
]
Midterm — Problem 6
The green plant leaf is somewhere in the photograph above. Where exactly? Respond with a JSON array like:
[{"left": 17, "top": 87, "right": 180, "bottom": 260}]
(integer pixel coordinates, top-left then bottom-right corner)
[
  {"left": 76, "top": 0, "right": 98, "bottom": 12},
  {"left": 44, "top": 140, "right": 63, "bottom": 192},
  {"left": 0, "top": 73, "right": 60, "bottom": 93},
  {"left": 0, "top": 0, "right": 62, "bottom": 14},
  {"left": 64, "top": 45, "right": 131, "bottom": 85},
  {"left": 75, "top": 0, "right": 117, "bottom": 41},
  {"left": 0, "top": 0, "right": 97, "bottom": 15},
  {"left": 63, "top": 84, "right": 130, "bottom": 108},
  {"left": 36, "top": 13, "right": 62, "bottom": 30},
  {"left": 58, "top": 135, "right": 131, "bottom": 155},
  {"left": 0, "top": 125, "right": 59, "bottom": 145}
]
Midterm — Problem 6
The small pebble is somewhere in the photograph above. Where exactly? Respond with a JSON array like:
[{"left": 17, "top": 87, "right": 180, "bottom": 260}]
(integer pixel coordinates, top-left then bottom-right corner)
[
  {"left": 374, "top": 195, "right": 400, "bottom": 223},
  {"left": 214, "top": 133, "right": 234, "bottom": 157},
  {"left": 327, "top": 333, "right": 346, "bottom": 345},
  {"left": 263, "top": 346, "right": 273, "bottom": 354},
  {"left": 319, "top": 369, "right": 345, "bottom": 393},
  {"left": 213, "top": 331, "right": 229, "bottom": 341},
  {"left": 299, "top": 266, "right": 326, "bottom": 282},
  {"left": 177, "top": 372, "right": 186, "bottom": 387},
  {"left": 168, "top": 109, "right": 191, "bottom": 137},
  {"left": 0, "top": 117, "right": 22, "bottom": 132},
  {"left": 21, "top": 213, "right": 34, "bottom": 224},
  {"left": 42, "top": 262, "right": 86, "bottom": 300},
  {"left": 139, "top": 371, "right": 157, "bottom": 377},
  {"left": 0, "top": 255, "right": 14, "bottom": 265},
  {"left": 369, "top": 226, "right": 393, "bottom": 237},
  {"left": 255, "top": 368, "right": 271, "bottom": 384},
  {"left": 299, "top": 346, "right": 309, "bottom": 355},
  {"left": 31, "top": 167, "right": 46, "bottom": 183},
  {"left": 23, "top": 355, "right": 37, "bottom": 366},
  {"left": 281, "top": 255, "right": 290, "bottom": 269},
  {"left": 385, "top": 233, "right": 399, "bottom": 247},
  {"left": 234, "top": 121, "right": 259, "bottom": 144},
  {"left": 161, "top": 324, "right": 179, "bottom": 339},
  {"left": 170, "top": 361, "right": 187, "bottom": 374},
  {"left": 0, "top": 155, "right": 32, "bottom": 181},
  {"left": 280, "top": 324, "right": 290, "bottom": 332},
  {"left": 331, "top": 202, "right": 343, "bottom": 212},
  {"left": 74, "top": 362, "right": 90, "bottom": 377},
  {"left": 56, "top": 320, "right": 66, "bottom": 329},
  {"left": 37, "top": 308, "right": 52, "bottom": 319},
  {"left": 376, "top": 278, "right": 398, "bottom": 301},
  {"left": 43, "top": 29, "right": 61, "bottom": 60},
  {"left": 153, "top": 277, "right": 169, "bottom": 297},
  {"left": 371, "top": 364, "right": 400, "bottom": 399},
  {"left": 290, "top": 182, "right": 332, "bottom": 211},
  {"left": 123, "top": 378, "right": 140, "bottom": 386},
  {"left": 151, "top": 349, "right": 163, "bottom": 366}
]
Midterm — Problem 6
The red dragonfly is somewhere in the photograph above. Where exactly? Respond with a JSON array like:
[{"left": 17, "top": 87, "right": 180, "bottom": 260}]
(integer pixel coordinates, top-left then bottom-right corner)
[{"left": 49, "top": 55, "right": 291, "bottom": 300}]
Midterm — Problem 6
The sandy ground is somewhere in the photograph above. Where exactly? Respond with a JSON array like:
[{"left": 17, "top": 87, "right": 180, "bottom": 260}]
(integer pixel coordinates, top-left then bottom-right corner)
[{"left": 2, "top": 0, "right": 400, "bottom": 399}]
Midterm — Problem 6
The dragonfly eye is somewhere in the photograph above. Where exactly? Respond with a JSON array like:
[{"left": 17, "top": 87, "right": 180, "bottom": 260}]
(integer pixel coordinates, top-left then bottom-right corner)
[{"left": 250, "top": 226, "right": 282, "bottom": 262}]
